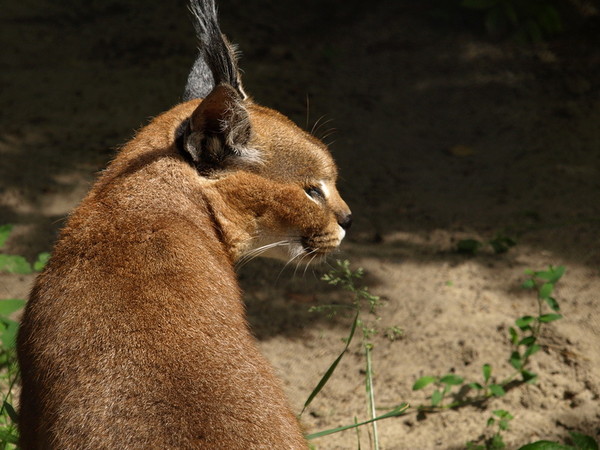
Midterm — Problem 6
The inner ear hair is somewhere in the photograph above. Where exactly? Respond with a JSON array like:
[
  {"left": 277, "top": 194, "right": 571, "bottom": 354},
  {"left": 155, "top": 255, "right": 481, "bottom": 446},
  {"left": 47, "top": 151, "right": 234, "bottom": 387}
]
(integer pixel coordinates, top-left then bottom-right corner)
[{"left": 183, "top": 84, "right": 258, "bottom": 171}]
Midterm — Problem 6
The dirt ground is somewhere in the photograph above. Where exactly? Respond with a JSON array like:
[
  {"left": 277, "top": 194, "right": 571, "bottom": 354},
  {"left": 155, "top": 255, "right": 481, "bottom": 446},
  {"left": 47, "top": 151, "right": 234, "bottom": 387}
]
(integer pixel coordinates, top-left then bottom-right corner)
[{"left": 1, "top": 1, "right": 599, "bottom": 448}]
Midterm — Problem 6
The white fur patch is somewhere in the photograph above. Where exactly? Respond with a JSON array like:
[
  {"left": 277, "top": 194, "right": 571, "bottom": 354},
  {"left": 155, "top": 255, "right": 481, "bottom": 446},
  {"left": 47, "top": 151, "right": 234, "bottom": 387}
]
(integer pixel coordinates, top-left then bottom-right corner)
[
  {"left": 319, "top": 180, "right": 330, "bottom": 199},
  {"left": 337, "top": 225, "right": 346, "bottom": 241}
]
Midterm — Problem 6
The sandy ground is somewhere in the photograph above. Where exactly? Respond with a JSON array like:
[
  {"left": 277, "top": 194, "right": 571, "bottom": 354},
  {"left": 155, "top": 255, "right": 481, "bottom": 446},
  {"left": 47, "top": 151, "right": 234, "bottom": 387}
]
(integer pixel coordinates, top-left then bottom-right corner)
[{"left": 1, "top": 1, "right": 599, "bottom": 448}]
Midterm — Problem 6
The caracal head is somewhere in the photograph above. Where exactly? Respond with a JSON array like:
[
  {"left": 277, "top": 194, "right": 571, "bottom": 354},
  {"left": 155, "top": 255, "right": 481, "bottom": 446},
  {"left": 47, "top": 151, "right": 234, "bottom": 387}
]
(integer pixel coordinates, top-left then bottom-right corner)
[{"left": 180, "top": 84, "right": 352, "bottom": 264}]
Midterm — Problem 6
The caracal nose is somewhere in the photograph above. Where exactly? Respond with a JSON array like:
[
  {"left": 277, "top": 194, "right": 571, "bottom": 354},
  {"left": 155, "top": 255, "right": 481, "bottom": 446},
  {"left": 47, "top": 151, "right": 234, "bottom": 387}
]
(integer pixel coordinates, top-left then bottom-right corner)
[{"left": 337, "top": 212, "right": 353, "bottom": 231}]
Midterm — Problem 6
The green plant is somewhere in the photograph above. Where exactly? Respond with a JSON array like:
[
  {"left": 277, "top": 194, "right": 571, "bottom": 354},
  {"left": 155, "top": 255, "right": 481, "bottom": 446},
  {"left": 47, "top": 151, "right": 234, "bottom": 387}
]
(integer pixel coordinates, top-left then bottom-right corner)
[
  {"left": 467, "top": 410, "right": 598, "bottom": 449},
  {"left": 467, "top": 409, "right": 514, "bottom": 449},
  {"left": 0, "top": 299, "right": 23, "bottom": 449},
  {"left": 457, "top": 232, "right": 517, "bottom": 255},
  {"left": 303, "top": 260, "right": 407, "bottom": 445},
  {"left": 412, "top": 374, "right": 465, "bottom": 408},
  {"left": 413, "top": 265, "right": 565, "bottom": 410},
  {"left": 0, "top": 225, "right": 50, "bottom": 448},
  {"left": 518, "top": 431, "right": 599, "bottom": 450},
  {"left": 461, "top": 0, "right": 563, "bottom": 41},
  {"left": 0, "top": 225, "right": 50, "bottom": 275}
]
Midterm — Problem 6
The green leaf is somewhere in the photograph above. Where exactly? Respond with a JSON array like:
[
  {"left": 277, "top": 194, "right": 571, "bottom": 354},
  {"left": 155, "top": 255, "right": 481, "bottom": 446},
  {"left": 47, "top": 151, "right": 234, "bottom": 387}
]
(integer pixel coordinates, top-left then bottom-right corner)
[
  {"left": 305, "top": 403, "right": 408, "bottom": 440},
  {"left": 0, "top": 225, "right": 13, "bottom": 249},
  {"left": 509, "top": 327, "right": 519, "bottom": 346},
  {"left": 499, "top": 419, "right": 510, "bottom": 431},
  {"left": 552, "top": 266, "right": 566, "bottom": 282},
  {"left": 490, "top": 433, "right": 506, "bottom": 448},
  {"left": 457, "top": 239, "right": 483, "bottom": 254},
  {"left": 0, "top": 427, "right": 19, "bottom": 444},
  {"left": 522, "top": 279, "right": 535, "bottom": 289},
  {"left": 431, "top": 390, "right": 443, "bottom": 406},
  {"left": 516, "top": 316, "right": 534, "bottom": 330},
  {"left": 33, "top": 252, "right": 50, "bottom": 272},
  {"left": 539, "top": 314, "right": 563, "bottom": 323},
  {"left": 518, "top": 336, "right": 536, "bottom": 347},
  {"left": 301, "top": 309, "right": 359, "bottom": 414},
  {"left": 521, "top": 369, "right": 538, "bottom": 384},
  {"left": 489, "top": 384, "right": 505, "bottom": 397},
  {"left": 487, "top": 417, "right": 495, "bottom": 427},
  {"left": 440, "top": 374, "right": 464, "bottom": 386},
  {"left": 0, "top": 254, "right": 32, "bottom": 274},
  {"left": 0, "top": 318, "right": 20, "bottom": 350},
  {"left": 461, "top": 0, "right": 499, "bottom": 10},
  {"left": 536, "top": 266, "right": 565, "bottom": 283},
  {"left": 483, "top": 363, "right": 491, "bottom": 383},
  {"left": 2, "top": 401, "right": 18, "bottom": 424},
  {"left": 469, "top": 382, "right": 484, "bottom": 390},
  {"left": 539, "top": 283, "right": 554, "bottom": 299},
  {"left": 569, "top": 431, "right": 598, "bottom": 450},
  {"left": 524, "top": 344, "right": 541, "bottom": 359},
  {"left": 489, "top": 235, "right": 516, "bottom": 254},
  {"left": 0, "top": 299, "right": 26, "bottom": 316},
  {"left": 545, "top": 296, "right": 560, "bottom": 312},
  {"left": 412, "top": 376, "right": 437, "bottom": 391},
  {"left": 493, "top": 409, "right": 512, "bottom": 419},
  {"left": 518, "top": 441, "right": 572, "bottom": 450},
  {"left": 509, "top": 351, "right": 522, "bottom": 370}
]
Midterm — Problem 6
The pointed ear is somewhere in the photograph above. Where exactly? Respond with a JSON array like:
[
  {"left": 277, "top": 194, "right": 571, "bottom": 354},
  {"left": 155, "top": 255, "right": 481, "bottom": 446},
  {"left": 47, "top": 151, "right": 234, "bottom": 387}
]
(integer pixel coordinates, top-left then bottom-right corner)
[{"left": 182, "top": 83, "right": 255, "bottom": 171}]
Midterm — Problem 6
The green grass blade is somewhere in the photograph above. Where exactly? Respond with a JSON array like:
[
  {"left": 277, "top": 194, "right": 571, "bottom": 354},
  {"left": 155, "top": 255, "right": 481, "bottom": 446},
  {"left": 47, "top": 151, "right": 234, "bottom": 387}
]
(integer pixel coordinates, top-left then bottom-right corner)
[
  {"left": 305, "top": 403, "right": 409, "bottom": 440},
  {"left": 301, "top": 310, "right": 359, "bottom": 415},
  {"left": 2, "top": 401, "right": 18, "bottom": 424},
  {"left": 364, "top": 344, "right": 379, "bottom": 450},
  {"left": 518, "top": 441, "right": 571, "bottom": 450}
]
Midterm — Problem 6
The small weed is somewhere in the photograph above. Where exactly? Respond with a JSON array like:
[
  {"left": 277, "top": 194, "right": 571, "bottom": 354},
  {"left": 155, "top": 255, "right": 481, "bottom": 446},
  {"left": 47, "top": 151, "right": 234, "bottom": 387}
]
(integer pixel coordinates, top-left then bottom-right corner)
[
  {"left": 384, "top": 326, "right": 404, "bottom": 342},
  {"left": 519, "top": 431, "right": 599, "bottom": 450},
  {"left": 413, "top": 265, "right": 565, "bottom": 410},
  {"left": 305, "top": 260, "right": 407, "bottom": 445},
  {"left": 467, "top": 409, "right": 514, "bottom": 449},
  {"left": 457, "top": 232, "right": 516, "bottom": 255},
  {"left": 0, "top": 225, "right": 50, "bottom": 448},
  {"left": 0, "top": 225, "right": 50, "bottom": 275},
  {"left": 467, "top": 410, "right": 598, "bottom": 449}
]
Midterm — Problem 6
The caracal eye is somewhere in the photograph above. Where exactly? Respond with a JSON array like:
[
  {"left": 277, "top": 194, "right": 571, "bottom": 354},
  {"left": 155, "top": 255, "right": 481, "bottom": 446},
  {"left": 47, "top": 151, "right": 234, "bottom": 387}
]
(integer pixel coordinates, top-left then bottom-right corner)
[{"left": 304, "top": 185, "right": 325, "bottom": 201}]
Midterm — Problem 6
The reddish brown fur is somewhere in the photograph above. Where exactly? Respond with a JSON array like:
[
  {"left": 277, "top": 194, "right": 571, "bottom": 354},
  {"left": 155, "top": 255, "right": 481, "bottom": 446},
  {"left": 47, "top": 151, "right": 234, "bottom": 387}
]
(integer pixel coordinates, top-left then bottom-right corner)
[{"left": 17, "top": 97, "right": 350, "bottom": 448}]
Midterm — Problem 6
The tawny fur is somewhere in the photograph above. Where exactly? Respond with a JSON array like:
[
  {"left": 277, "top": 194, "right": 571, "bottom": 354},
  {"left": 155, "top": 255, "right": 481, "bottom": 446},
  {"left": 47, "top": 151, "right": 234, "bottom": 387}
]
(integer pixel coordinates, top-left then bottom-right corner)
[{"left": 17, "top": 94, "right": 350, "bottom": 449}]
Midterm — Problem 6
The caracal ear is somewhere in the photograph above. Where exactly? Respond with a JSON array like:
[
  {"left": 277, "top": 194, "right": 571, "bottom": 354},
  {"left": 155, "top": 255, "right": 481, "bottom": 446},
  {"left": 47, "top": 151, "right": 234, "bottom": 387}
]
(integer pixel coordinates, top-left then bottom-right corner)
[{"left": 182, "top": 83, "right": 254, "bottom": 172}]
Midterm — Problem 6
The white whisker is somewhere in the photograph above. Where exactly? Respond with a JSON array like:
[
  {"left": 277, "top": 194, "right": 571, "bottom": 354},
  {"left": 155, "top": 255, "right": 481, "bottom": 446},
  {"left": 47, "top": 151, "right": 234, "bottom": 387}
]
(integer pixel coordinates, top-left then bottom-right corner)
[
  {"left": 277, "top": 245, "right": 307, "bottom": 281},
  {"left": 313, "top": 118, "right": 334, "bottom": 139},
  {"left": 236, "top": 240, "right": 290, "bottom": 269},
  {"left": 294, "top": 248, "right": 318, "bottom": 278},
  {"left": 302, "top": 251, "right": 320, "bottom": 277}
]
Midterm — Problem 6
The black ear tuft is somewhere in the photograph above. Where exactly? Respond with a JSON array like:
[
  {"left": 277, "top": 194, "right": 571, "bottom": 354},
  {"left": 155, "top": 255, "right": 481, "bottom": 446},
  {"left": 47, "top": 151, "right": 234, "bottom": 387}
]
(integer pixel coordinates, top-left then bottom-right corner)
[
  {"left": 183, "top": 0, "right": 246, "bottom": 101},
  {"left": 182, "top": 84, "right": 253, "bottom": 172}
]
